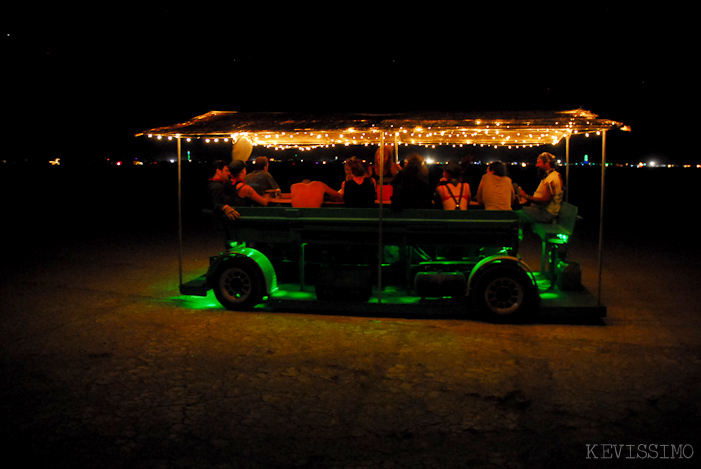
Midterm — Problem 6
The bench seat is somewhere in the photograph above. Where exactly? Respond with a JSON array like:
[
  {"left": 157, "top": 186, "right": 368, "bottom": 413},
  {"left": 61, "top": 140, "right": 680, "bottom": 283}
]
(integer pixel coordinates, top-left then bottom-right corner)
[{"left": 532, "top": 201, "right": 579, "bottom": 276}]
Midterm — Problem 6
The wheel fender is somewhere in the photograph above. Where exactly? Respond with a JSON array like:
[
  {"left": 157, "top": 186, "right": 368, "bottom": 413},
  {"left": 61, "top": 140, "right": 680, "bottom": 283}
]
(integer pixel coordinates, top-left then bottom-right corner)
[
  {"left": 207, "top": 247, "right": 277, "bottom": 297},
  {"left": 467, "top": 255, "right": 536, "bottom": 297}
]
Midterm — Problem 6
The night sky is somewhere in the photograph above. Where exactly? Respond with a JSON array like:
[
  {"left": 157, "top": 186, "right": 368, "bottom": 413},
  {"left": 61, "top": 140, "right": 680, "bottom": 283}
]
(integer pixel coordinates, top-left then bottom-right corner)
[{"left": 4, "top": 4, "right": 694, "bottom": 164}]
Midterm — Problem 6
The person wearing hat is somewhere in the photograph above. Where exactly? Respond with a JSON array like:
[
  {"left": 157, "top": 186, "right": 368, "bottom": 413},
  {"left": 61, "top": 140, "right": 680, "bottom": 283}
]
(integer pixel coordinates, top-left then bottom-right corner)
[
  {"left": 244, "top": 156, "right": 280, "bottom": 196},
  {"left": 228, "top": 160, "right": 270, "bottom": 207}
]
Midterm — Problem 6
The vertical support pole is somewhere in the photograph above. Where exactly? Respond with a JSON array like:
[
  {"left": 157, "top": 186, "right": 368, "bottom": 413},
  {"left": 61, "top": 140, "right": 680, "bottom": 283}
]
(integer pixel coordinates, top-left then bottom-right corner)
[
  {"left": 377, "top": 134, "right": 385, "bottom": 303},
  {"left": 565, "top": 135, "right": 570, "bottom": 203},
  {"left": 394, "top": 133, "right": 399, "bottom": 164},
  {"left": 177, "top": 136, "right": 183, "bottom": 287},
  {"left": 597, "top": 130, "right": 607, "bottom": 305}
]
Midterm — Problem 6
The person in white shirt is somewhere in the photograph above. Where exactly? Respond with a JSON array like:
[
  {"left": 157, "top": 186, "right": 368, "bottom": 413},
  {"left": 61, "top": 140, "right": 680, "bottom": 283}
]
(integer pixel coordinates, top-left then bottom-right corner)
[
  {"left": 476, "top": 161, "right": 516, "bottom": 210},
  {"left": 519, "top": 152, "right": 563, "bottom": 223}
]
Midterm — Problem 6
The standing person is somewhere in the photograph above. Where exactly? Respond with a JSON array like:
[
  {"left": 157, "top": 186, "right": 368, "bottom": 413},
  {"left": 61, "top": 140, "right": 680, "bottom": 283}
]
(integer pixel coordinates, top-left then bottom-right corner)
[
  {"left": 370, "top": 145, "right": 401, "bottom": 185},
  {"left": 390, "top": 154, "right": 434, "bottom": 209},
  {"left": 341, "top": 158, "right": 377, "bottom": 208},
  {"left": 228, "top": 160, "right": 270, "bottom": 207},
  {"left": 371, "top": 145, "right": 401, "bottom": 202},
  {"left": 244, "top": 156, "right": 280, "bottom": 196},
  {"left": 476, "top": 161, "right": 516, "bottom": 210},
  {"left": 207, "top": 160, "right": 240, "bottom": 220},
  {"left": 435, "top": 161, "right": 470, "bottom": 210},
  {"left": 519, "top": 152, "right": 563, "bottom": 223}
]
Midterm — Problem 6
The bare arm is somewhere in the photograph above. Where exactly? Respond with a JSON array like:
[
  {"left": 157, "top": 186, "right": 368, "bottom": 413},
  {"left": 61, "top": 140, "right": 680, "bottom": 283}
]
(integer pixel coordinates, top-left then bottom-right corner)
[
  {"left": 322, "top": 183, "right": 344, "bottom": 202},
  {"left": 520, "top": 184, "right": 553, "bottom": 205},
  {"left": 239, "top": 184, "right": 269, "bottom": 206}
]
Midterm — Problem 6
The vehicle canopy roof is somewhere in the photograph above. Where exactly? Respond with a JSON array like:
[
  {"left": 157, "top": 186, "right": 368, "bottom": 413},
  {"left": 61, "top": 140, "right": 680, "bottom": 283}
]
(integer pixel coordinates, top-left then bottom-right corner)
[{"left": 137, "top": 108, "right": 629, "bottom": 149}]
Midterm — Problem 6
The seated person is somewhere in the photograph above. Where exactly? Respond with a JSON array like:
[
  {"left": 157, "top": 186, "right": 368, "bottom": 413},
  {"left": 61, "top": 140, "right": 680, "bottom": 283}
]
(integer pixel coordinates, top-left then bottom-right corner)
[
  {"left": 341, "top": 159, "right": 377, "bottom": 208},
  {"left": 390, "top": 153, "right": 434, "bottom": 209},
  {"left": 519, "top": 152, "right": 563, "bottom": 223},
  {"left": 207, "top": 160, "right": 240, "bottom": 220},
  {"left": 290, "top": 179, "right": 343, "bottom": 208},
  {"left": 435, "top": 161, "right": 470, "bottom": 210},
  {"left": 244, "top": 156, "right": 280, "bottom": 196},
  {"left": 228, "top": 160, "right": 270, "bottom": 207},
  {"left": 476, "top": 161, "right": 516, "bottom": 210}
]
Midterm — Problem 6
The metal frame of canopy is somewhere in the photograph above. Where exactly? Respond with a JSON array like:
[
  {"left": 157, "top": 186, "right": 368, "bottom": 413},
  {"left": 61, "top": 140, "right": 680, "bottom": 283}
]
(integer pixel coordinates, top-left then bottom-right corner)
[{"left": 137, "top": 108, "right": 630, "bottom": 308}]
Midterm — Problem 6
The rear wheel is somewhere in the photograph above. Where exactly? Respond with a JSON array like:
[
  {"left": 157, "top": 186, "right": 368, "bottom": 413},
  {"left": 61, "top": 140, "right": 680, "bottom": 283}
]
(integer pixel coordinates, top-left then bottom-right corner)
[
  {"left": 212, "top": 257, "right": 264, "bottom": 311},
  {"left": 472, "top": 264, "right": 538, "bottom": 323}
]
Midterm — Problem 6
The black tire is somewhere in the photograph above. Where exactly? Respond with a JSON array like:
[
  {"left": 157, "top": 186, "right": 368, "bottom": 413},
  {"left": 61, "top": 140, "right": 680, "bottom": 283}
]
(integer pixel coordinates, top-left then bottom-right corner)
[
  {"left": 471, "top": 264, "right": 538, "bottom": 323},
  {"left": 212, "top": 257, "right": 265, "bottom": 311}
]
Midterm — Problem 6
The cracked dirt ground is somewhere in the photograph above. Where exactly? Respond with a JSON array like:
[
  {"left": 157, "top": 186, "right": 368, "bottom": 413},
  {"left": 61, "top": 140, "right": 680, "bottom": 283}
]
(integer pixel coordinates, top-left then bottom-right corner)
[{"left": 2, "top": 220, "right": 700, "bottom": 468}]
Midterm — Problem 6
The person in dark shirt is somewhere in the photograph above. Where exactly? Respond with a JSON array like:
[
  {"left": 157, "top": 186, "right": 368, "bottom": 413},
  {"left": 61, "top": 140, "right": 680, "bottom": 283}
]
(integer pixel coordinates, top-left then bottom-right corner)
[
  {"left": 244, "top": 156, "right": 280, "bottom": 196},
  {"left": 390, "top": 153, "right": 434, "bottom": 209},
  {"left": 207, "top": 160, "right": 240, "bottom": 220},
  {"left": 341, "top": 158, "right": 377, "bottom": 207}
]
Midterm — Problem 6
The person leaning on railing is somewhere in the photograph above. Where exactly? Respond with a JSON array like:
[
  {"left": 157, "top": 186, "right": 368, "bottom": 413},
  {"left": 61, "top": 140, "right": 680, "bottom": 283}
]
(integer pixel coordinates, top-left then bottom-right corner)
[{"left": 228, "top": 160, "right": 270, "bottom": 208}]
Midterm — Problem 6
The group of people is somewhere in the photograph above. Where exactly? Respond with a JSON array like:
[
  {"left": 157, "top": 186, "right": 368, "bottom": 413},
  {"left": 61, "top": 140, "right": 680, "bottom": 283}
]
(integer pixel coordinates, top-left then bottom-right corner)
[
  {"left": 208, "top": 149, "right": 564, "bottom": 223},
  {"left": 207, "top": 157, "right": 275, "bottom": 221}
]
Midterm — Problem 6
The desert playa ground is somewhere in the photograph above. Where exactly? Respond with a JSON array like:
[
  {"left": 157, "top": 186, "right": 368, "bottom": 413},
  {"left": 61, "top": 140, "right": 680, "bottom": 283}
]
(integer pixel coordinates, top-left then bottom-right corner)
[{"left": 2, "top": 175, "right": 700, "bottom": 468}]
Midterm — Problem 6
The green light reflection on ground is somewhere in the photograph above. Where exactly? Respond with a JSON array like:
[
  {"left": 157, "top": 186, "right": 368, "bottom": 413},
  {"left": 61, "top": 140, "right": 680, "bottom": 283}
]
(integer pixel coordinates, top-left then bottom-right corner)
[
  {"left": 170, "top": 291, "right": 221, "bottom": 310},
  {"left": 538, "top": 291, "right": 562, "bottom": 300}
]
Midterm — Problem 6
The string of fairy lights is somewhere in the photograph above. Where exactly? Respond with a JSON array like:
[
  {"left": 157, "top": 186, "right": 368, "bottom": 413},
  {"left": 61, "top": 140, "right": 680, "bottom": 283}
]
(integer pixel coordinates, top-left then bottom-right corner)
[
  {"left": 141, "top": 110, "right": 628, "bottom": 151},
  {"left": 147, "top": 127, "right": 606, "bottom": 151}
]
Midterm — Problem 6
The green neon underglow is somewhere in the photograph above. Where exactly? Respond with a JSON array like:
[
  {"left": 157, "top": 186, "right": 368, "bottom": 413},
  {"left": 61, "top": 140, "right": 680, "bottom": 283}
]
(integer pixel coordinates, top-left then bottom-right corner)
[
  {"left": 272, "top": 289, "right": 316, "bottom": 300},
  {"left": 367, "top": 294, "right": 423, "bottom": 304}
]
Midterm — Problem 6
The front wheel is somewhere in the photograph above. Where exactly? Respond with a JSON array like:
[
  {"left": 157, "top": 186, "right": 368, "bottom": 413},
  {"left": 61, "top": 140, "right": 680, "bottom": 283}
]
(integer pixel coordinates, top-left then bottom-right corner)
[
  {"left": 212, "top": 257, "right": 265, "bottom": 311},
  {"left": 471, "top": 264, "right": 538, "bottom": 323}
]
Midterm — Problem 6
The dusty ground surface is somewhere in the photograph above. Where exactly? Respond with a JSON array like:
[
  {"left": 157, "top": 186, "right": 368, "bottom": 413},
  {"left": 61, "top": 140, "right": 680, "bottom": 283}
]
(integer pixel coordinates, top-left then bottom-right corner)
[{"left": 2, "top": 213, "right": 700, "bottom": 468}]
